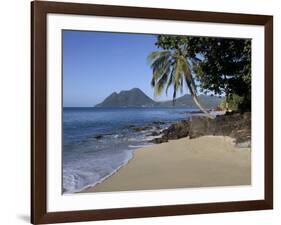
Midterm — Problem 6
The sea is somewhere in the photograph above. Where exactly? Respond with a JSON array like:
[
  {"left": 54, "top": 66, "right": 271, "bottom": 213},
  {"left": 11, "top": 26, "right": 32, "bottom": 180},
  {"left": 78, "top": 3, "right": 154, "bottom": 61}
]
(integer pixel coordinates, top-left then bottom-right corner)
[{"left": 63, "top": 107, "right": 197, "bottom": 193}]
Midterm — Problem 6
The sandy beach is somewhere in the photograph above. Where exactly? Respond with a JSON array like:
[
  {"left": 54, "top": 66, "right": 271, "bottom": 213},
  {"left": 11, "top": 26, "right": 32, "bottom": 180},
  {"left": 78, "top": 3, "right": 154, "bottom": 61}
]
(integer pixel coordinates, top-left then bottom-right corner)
[{"left": 82, "top": 135, "right": 251, "bottom": 193}]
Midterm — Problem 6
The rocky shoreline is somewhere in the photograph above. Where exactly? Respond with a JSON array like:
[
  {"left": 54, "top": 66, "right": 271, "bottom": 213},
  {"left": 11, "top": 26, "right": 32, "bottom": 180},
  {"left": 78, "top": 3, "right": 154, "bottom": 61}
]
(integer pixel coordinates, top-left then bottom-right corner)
[
  {"left": 92, "top": 112, "right": 251, "bottom": 148},
  {"left": 151, "top": 112, "right": 251, "bottom": 148}
]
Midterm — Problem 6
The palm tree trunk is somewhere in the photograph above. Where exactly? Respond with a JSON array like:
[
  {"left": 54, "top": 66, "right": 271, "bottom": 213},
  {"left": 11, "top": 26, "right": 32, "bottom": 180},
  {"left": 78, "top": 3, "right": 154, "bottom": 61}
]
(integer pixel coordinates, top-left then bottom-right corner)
[{"left": 192, "top": 95, "right": 215, "bottom": 119}]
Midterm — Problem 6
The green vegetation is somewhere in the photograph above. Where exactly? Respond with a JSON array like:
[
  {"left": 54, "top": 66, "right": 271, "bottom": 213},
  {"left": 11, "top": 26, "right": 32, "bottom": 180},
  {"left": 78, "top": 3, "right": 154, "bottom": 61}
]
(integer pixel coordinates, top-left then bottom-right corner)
[
  {"left": 148, "top": 35, "right": 251, "bottom": 113},
  {"left": 219, "top": 94, "right": 244, "bottom": 112},
  {"left": 148, "top": 44, "right": 210, "bottom": 115}
]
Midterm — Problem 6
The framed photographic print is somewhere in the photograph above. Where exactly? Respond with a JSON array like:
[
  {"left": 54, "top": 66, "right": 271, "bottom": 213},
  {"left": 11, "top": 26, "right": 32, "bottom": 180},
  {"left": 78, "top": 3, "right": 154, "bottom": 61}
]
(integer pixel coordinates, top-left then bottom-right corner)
[{"left": 31, "top": 1, "right": 273, "bottom": 224}]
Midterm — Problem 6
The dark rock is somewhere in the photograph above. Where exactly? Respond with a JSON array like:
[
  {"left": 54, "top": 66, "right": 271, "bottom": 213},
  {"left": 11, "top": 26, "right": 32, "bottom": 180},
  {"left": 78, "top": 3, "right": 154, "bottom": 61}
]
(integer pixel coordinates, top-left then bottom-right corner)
[
  {"left": 151, "top": 131, "right": 160, "bottom": 136},
  {"left": 189, "top": 117, "right": 213, "bottom": 138},
  {"left": 133, "top": 126, "right": 152, "bottom": 132},
  {"left": 152, "top": 137, "right": 168, "bottom": 144},
  {"left": 94, "top": 135, "right": 103, "bottom": 139},
  {"left": 146, "top": 131, "right": 160, "bottom": 137},
  {"left": 151, "top": 112, "right": 251, "bottom": 147},
  {"left": 151, "top": 120, "right": 190, "bottom": 143},
  {"left": 189, "top": 112, "right": 251, "bottom": 146},
  {"left": 151, "top": 121, "right": 165, "bottom": 125},
  {"left": 188, "top": 110, "right": 202, "bottom": 114}
]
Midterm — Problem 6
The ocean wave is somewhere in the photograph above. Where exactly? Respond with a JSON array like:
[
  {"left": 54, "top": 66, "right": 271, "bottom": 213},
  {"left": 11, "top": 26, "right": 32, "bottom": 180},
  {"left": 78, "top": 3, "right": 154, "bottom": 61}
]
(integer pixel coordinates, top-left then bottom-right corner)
[
  {"left": 143, "top": 135, "right": 163, "bottom": 141},
  {"left": 63, "top": 150, "right": 133, "bottom": 193},
  {"left": 128, "top": 144, "right": 153, "bottom": 149}
]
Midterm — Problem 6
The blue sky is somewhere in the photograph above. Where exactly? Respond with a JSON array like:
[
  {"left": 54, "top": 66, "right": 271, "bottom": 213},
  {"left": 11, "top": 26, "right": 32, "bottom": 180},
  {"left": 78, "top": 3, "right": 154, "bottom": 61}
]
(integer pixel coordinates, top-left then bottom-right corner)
[{"left": 63, "top": 30, "right": 185, "bottom": 107}]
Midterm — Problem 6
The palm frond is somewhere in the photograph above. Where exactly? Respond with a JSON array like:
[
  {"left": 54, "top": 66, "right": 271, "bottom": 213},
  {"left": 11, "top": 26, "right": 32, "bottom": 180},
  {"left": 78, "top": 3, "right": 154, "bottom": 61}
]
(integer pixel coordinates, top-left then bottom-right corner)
[
  {"left": 154, "top": 64, "right": 171, "bottom": 96},
  {"left": 151, "top": 57, "right": 170, "bottom": 81},
  {"left": 165, "top": 66, "right": 175, "bottom": 95},
  {"left": 154, "top": 73, "right": 168, "bottom": 96},
  {"left": 179, "top": 56, "right": 197, "bottom": 96},
  {"left": 147, "top": 51, "right": 171, "bottom": 65},
  {"left": 172, "top": 83, "right": 177, "bottom": 105},
  {"left": 150, "top": 77, "right": 155, "bottom": 87},
  {"left": 180, "top": 76, "right": 184, "bottom": 94},
  {"left": 148, "top": 48, "right": 210, "bottom": 116},
  {"left": 173, "top": 59, "right": 181, "bottom": 91}
]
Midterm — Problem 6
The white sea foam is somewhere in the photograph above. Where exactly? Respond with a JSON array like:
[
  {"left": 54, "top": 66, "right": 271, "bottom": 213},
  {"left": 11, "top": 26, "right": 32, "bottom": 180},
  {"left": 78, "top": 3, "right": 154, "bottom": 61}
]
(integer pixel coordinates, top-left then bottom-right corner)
[
  {"left": 128, "top": 144, "right": 153, "bottom": 149},
  {"left": 144, "top": 135, "right": 163, "bottom": 141},
  {"left": 63, "top": 150, "right": 133, "bottom": 193}
]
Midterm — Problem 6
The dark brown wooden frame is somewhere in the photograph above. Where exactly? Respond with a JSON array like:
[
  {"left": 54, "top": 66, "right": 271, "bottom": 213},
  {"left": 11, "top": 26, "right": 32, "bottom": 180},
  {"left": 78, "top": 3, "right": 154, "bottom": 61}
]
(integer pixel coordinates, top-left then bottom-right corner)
[{"left": 31, "top": 1, "right": 273, "bottom": 224}]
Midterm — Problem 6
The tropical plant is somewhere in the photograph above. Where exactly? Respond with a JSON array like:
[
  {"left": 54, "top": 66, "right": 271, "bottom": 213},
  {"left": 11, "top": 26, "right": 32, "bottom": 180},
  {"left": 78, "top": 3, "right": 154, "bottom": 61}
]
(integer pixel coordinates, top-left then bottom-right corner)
[
  {"left": 155, "top": 35, "right": 252, "bottom": 112},
  {"left": 219, "top": 94, "right": 244, "bottom": 112},
  {"left": 148, "top": 49, "right": 213, "bottom": 117}
]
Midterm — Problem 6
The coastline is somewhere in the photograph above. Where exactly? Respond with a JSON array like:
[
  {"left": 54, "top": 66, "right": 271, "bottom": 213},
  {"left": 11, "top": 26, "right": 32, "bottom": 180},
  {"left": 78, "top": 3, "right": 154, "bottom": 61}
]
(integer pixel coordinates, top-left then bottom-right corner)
[
  {"left": 63, "top": 108, "right": 207, "bottom": 193},
  {"left": 82, "top": 135, "right": 251, "bottom": 193}
]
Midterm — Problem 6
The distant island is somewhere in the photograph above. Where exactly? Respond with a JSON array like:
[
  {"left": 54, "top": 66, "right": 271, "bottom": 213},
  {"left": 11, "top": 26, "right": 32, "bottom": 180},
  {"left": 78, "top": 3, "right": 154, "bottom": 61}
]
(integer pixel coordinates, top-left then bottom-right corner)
[{"left": 95, "top": 88, "right": 222, "bottom": 108}]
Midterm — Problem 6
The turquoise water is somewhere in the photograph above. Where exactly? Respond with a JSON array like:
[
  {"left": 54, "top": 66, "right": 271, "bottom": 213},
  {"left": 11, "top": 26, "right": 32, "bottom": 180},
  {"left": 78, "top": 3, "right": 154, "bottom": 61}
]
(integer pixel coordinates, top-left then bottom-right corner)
[{"left": 63, "top": 107, "right": 196, "bottom": 193}]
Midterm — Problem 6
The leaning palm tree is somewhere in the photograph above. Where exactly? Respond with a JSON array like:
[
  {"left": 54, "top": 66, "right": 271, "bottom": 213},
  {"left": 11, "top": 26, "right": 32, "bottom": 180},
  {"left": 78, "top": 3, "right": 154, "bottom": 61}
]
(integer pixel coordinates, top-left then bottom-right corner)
[{"left": 148, "top": 50, "right": 213, "bottom": 117}]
